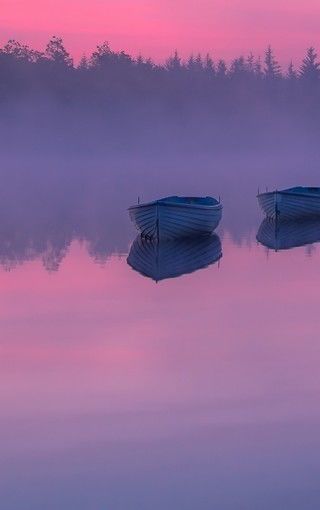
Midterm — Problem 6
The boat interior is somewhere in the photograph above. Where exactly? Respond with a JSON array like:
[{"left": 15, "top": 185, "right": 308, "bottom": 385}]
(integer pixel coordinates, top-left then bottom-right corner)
[
  {"left": 159, "top": 196, "right": 219, "bottom": 205},
  {"left": 284, "top": 186, "right": 320, "bottom": 195}
]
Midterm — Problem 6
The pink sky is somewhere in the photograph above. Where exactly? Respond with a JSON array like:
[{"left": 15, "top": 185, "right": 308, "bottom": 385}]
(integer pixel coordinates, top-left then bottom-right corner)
[{"left": 1, "top": 0, "right": 320, "bottom": 65}]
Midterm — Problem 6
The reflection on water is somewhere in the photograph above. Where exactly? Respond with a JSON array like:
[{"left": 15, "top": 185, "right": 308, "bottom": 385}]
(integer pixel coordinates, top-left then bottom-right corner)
[
  {"left": 0, "top": 191, "right": 131, "bottom": 272},
  {"left": 127, "top": 234, "right": 222, "bottom": 281},
  {"left": 2, "top": 167, "right": 320, "bottom": 509},
  {"left": 2, "top": 235, "right": 320, "bottom": 509},
  {"left": 257, "top": 217, "right": 320, "bottom": 251}
]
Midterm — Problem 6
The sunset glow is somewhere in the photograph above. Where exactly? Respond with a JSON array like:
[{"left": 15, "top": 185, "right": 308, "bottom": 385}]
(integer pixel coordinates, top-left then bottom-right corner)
[{"left": 2, "top": 0, "right": 320, "bottom": 63}]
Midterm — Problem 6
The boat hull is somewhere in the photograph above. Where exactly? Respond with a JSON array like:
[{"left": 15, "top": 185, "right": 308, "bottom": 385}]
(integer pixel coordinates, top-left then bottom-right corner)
[
  {"left": 129, "top": 201, "right": 222, "bottom": 239},
  {"left": 127, "top": 234, "right": 222, "bottom": 281},
  {"left": 258, "top": 191, "right": 320, "bottom": 220}
]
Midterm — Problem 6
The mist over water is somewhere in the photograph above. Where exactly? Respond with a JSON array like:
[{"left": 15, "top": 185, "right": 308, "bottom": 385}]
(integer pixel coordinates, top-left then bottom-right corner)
[{"left": 0, "top": 129, "right": 320, "bottom": 270}]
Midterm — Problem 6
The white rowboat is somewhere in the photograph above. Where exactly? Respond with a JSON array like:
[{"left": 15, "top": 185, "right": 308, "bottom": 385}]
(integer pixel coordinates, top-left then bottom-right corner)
[
  {"left": 257, "top": 187, "right": 320, "bottom": 220},
  {"left": 128, "top": 196, "right": 222, "bottom": 240}
]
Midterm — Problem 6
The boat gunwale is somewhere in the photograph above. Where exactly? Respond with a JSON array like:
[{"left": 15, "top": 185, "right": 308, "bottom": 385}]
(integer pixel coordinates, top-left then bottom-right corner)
[
  {"left": 128, "top": 200, "right": 223, "bottom": 212},
  {"left": 257, "top": 189, "right": 320, "bottom": 200}
]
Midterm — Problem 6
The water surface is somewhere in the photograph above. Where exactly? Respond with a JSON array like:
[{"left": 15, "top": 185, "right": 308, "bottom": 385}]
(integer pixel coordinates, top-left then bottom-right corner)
[{"left": 1, "top": 192, "right": 320, "bottom": 508}]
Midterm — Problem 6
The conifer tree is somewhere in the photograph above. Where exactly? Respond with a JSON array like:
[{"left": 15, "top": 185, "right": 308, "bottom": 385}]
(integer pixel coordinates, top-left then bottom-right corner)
[
  {"left": 287, "top": 61, "right": 297, "bottom": 80},
  {"left": 165, "top": 50, "right": 182, "bottom": 72},
  {"left": 217, "top": 59, "right": 227, "bottom": 78},
  {"left": 204, "top": 53, "right": 215, "bottom": 75},
  {"left": 264, "top": 46, "right": 281, "bottom": 79},
  {"left": 300, "top": 47, "right": 320, "bottom": 81},
  {"left": 78, "top": 55, "right": 88, "bottom": 70}
]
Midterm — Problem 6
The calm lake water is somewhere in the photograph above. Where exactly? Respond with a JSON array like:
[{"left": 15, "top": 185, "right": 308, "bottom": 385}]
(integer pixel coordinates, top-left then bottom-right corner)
[{"left": 1, "top": 161, "right": 320, "bottom": 509}]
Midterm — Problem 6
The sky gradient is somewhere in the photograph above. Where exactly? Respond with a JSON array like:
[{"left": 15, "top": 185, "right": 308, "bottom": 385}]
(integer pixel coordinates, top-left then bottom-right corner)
[{"left": 1, "top": 0, "right": 320, "bottom": 64}]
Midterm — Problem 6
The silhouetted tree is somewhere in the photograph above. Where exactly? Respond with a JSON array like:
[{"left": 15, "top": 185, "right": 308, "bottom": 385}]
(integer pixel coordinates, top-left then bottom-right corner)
[
  {"left": 216, "top": 59, "right": 227, "bottom": 78},
  {"left": 254, "top": 56, "right": 263, "bottom": 78},
  {"left": 90, "top": 41, "right": 112, "bottom": 68},
  {"left": 144, "top": 57, "right": 155, "bottom": 70},
  {"left": 287, "top": 61, "right": 297, "bottom": 81},
  {"left": 187, "top": 54, "right": 195, "bottom": 71},
  {"left": 246, "top": 53, "right": 255, "bottom": 73},
  {"left": 230, "top": 56, "right": 247, "bottom": 77},
  {"left": 204, "top": 53, "right": 215, "bottom": 75},
  {"left": 117, "top": 50, "right": 132, "bottom": 66},
  {"left": 45, "top": 36, "right": 73, "bottom": 67},
  {"left": 2, "top": 39, "right": 38, "bottom": 62},
  {"left": 136, "top": 54, "right": 144, "bottom": 66},
  {"left": 90, "top": 42, "right": 132, "bottom": 71},
  {"left": 165, "top": 50, "right": 182, "bottom": 72},
  {"left": 194, "top": 53, "right": 203, "bottom": 71},
  {"left": 78, "top": 55, "right": 88, "bottom": 70},
  {"left": 264, "top": 46, "right": 281, "bottom": 79},
  {"left": 300, "top": 47, "right": 320, "bottom": 81}
]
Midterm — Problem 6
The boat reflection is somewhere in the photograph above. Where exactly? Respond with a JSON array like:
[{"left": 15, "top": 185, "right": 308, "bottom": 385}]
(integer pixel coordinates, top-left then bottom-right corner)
[
  {"left": 257, "top": 217, "right": 320, "bottom": 251},
  {"left": 127, "top": 234, "right": 222, "bottom": 281}
]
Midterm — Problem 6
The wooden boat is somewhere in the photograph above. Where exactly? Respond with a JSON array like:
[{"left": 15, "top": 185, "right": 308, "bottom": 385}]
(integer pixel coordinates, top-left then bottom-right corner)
[
  {"left": 257, "top": 217, "right": 320, "bottom": 251},
  {"left": 127, "top": 234, "right": 222, "bottom": 281},
  {"left": 128, "top": 196, "right": 222, "bottom": 240},
  {"left": 257, "top": 187, "right": 320, "bottom": 220}
]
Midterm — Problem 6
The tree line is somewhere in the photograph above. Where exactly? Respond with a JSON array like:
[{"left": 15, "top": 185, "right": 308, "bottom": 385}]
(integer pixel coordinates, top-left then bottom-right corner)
[{"left": 1, "top": 36, "right": 320, "bottom": 118}]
